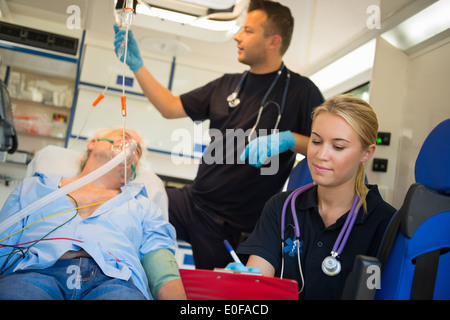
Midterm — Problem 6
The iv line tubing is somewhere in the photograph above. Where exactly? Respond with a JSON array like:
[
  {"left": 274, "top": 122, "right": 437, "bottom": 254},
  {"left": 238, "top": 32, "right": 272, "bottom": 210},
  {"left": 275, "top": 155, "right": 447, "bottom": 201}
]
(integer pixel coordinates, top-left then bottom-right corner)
[{"left": 69, "top": 58, "right": 121, "bottom": 149}]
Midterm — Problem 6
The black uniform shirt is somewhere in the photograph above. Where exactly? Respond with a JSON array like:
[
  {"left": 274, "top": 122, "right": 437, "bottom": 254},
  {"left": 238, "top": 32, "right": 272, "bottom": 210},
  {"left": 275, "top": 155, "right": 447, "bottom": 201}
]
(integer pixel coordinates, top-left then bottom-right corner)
[
  {"left": 237, "top": 184, "right": 396, "bottom": 299},
  {"left": 180, "top": 69, "right": 324, "bottom": 231}
]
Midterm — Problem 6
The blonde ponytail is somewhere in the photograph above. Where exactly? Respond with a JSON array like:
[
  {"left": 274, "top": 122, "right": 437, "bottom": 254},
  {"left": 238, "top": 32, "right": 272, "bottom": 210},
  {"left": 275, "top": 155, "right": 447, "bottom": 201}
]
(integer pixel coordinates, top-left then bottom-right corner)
[{"left": 355, "top": 163, "right": 369, "bottom": 213}]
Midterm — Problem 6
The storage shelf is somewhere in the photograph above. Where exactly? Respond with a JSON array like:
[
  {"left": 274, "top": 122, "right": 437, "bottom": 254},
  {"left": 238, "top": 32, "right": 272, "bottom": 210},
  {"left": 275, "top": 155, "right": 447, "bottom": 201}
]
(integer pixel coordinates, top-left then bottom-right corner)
[
  {"left": 16, "top": 130, "right": 66, "bottom": 141},
  {"left": 12, "top": 98, "right": 71, "bottom": 110},
  {"left": 7, "top": 67, "right": 74, "bottom": 152}
]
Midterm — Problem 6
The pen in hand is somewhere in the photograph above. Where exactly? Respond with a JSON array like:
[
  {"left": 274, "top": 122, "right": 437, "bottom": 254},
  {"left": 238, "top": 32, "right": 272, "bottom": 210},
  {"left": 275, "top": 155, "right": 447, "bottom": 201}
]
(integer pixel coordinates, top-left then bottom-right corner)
[{"left": 224, "top": 240, "right": 241, "bottom": 264}]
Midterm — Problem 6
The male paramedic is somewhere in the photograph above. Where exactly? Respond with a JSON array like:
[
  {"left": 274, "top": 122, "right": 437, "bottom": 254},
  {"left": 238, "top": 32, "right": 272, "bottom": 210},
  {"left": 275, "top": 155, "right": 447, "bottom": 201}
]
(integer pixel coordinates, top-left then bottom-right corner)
[
  {"left": 114, "top": 0, "right": 324, "bottom": 269},
  {"left": 0, "top": 128, "right": 186, "bottom": 300}
]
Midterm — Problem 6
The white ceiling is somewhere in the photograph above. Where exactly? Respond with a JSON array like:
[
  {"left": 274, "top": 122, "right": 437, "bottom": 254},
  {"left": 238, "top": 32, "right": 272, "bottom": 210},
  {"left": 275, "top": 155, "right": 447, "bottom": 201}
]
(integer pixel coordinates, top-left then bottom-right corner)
[{"left": 1, "top": 0, "right": 433, "bottom": 75}]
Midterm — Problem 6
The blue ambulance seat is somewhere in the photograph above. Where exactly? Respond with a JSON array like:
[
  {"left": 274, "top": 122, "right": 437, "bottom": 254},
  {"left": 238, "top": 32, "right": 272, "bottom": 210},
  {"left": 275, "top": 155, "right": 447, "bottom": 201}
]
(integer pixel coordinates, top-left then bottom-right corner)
[
  {"left": 286, "top": 158, "right": 312, "bottom": 190},
  {"left": 287, "top": 157, "right": 367, "bottom": 191},
  {"left": 342, "top": 119, "right": 450, "bottom": 300}
]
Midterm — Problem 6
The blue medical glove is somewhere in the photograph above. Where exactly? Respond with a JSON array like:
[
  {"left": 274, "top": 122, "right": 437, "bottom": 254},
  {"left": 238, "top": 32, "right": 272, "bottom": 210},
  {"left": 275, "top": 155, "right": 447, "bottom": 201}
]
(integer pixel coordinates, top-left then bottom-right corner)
[
  {"left": 225, "top": 262, "right": 261, "bottom": 274},
  {"left": 113, "top": 24, "right": 144, "bottom": 72},
  {"left": 240, "top": 130, "right": 295, "bottom": 167}
]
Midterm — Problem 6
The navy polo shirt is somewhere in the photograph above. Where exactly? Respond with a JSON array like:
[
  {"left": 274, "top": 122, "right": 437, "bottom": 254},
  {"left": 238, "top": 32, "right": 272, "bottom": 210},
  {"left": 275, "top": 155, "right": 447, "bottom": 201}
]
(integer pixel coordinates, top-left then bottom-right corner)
[
  {"left": 237, "top": 184, "right": 396, "bottom": 300},
  {"left": 179, "top": 69, "right": 324, "bottom": 231}
]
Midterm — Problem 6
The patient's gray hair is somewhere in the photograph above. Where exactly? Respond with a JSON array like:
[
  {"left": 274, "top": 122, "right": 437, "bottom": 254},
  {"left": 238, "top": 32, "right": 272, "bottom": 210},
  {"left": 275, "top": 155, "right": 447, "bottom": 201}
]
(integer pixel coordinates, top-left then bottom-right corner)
[{"left": 78, "top": 127, "right": 146, "bottom": 171}]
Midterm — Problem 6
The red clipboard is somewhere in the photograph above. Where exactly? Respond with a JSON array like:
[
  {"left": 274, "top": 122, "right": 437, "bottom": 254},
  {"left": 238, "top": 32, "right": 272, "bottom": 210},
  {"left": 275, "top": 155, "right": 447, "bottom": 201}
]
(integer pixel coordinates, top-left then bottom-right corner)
[{"left": 180, "top": 268, "right": 298, "bottom": 300}]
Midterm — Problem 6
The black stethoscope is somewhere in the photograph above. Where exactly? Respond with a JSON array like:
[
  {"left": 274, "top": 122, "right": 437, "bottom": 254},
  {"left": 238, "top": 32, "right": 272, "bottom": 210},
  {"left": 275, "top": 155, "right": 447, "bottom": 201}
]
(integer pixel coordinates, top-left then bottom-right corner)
[
  {"left": 280, "top": 182, "right": 360, "bottom": 292},
  {"left": 227, "top": 63, "right": 291, "bottom": 140}
]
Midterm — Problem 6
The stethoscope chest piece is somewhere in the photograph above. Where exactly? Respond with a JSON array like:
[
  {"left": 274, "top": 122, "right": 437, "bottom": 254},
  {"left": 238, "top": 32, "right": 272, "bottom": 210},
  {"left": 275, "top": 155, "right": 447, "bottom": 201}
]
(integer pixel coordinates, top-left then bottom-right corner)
[
  {"left": 227, "top": 92, "right": 240, "bottom": 108},
  {"left": 321, "top": 254, "right": 341, "bottom": 276}
]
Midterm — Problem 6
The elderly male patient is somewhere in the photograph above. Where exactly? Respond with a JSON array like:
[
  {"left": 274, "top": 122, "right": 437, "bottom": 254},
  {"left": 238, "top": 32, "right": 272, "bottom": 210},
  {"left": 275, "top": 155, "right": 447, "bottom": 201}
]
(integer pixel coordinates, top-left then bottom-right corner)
[{"left": 0, "top": 128, "right": 186, "bottom": 300}]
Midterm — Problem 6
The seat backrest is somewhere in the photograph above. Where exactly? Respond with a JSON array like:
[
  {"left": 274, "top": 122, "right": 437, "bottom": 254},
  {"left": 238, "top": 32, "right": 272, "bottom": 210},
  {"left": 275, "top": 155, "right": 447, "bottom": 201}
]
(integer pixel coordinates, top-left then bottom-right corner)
[
  {"left": 414, "top": 119, "right": 450, "bottom": 194},
  {"left": 287, "top": 157, "right": 368, "bottom": 191},
  {"left": 376, "top": 118, "right": 450, "bottom": 300},
  {"left": 286, "top": 158, "right": 313, "bottom": 190},
  {"left": 26, "top": 145, "right": 169, "bottom": 220}
]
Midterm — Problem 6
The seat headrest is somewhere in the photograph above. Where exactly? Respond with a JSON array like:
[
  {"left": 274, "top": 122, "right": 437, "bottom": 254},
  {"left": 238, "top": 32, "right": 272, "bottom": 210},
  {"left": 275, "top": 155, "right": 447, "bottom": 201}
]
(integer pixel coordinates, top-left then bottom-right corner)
[{"left": 414, "top": 119, "right": 450, "bottom": 194}]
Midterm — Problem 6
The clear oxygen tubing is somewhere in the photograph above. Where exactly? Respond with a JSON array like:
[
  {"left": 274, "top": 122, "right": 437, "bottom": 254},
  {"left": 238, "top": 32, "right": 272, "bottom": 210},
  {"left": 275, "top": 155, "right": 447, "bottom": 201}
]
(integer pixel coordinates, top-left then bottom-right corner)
[{"left": 0, "top": 149, "right": 129, "bottom": 235}]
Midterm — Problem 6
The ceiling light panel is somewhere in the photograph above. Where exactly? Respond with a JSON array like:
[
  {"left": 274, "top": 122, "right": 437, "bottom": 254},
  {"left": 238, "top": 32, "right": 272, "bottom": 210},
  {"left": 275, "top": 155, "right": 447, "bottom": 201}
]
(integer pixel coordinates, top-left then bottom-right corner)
[
  {"left": 381, "top": 0, "right": 450, "bottom": 52},
  {"left": 310, "top": 39, "right": 376, "bottom": 94},
  {"left": 180, "top": 0, "right": 237, "bottom": 10}
]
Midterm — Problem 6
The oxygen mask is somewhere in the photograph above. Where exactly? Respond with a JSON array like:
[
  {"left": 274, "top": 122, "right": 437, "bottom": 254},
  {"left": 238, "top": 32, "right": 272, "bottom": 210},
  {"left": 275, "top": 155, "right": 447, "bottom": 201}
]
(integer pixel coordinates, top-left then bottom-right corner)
[{"left": 97, "top": 137, "right": 140, "bottom": 163}]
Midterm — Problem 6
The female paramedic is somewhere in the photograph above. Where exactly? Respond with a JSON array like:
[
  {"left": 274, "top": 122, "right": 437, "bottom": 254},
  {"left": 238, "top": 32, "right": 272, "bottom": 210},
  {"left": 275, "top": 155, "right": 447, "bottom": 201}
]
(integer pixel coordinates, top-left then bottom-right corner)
[{"left": 230, "top": 94, "right": 396, "bottom": 299}]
